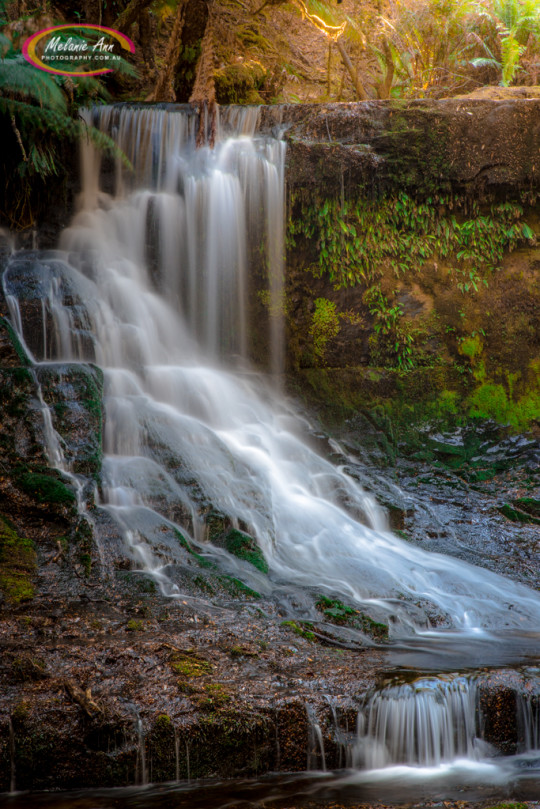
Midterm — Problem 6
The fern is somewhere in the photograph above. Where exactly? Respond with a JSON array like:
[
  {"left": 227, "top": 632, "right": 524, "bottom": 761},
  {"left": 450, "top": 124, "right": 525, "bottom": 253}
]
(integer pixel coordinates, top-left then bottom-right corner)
[
  {"left": 0, "top": 27, "right": 134, "bottom": 184},
  {"left": 0, "top": 56, "right": 68, "bottom": 112}
]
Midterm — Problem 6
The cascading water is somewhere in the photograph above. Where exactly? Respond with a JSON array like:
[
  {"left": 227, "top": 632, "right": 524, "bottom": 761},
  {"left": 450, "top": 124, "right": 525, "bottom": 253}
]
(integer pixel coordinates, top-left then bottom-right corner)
[
  {"left": 3, "top": 104, "right": 540, "bottom": 637},
  {"left": 352, "top": 676, "right": 490, "bottom": 769}
]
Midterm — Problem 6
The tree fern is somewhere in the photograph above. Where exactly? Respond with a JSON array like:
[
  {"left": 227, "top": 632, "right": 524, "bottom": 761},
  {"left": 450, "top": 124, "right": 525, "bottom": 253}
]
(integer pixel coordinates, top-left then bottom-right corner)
[
  {"left": 472, "top": 0, "right": 540, "bottom": 85},
  {"left": 0, "top": 23, "right": 134, "bottom": 184},
  {"left": 0, "top": 56, "right": 68, "bottom": 112}
]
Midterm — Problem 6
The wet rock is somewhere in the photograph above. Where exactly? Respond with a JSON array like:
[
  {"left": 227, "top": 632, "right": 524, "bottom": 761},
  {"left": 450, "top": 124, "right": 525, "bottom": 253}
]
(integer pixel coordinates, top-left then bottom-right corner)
[
  {"left": 37, "top": 363, "right": 104, "bottom": 479},
  {"left": 1, "top": 251, "right": 97, "bottom": 362},
  {"left": 478, "top": 669, "right": 540, "bottom": 755}
]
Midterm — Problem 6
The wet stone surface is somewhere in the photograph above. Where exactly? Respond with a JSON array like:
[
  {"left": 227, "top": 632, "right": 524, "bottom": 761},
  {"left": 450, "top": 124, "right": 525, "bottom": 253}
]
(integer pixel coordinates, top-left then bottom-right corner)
[{"left": 332, "top": 416, "right": 540, "bottom": 590}]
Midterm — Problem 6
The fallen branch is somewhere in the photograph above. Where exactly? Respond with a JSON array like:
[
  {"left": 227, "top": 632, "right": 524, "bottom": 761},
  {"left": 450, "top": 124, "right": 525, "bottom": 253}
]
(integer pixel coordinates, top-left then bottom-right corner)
[{"left": 64, "top": 681, "right": 103, "bottom": 717}]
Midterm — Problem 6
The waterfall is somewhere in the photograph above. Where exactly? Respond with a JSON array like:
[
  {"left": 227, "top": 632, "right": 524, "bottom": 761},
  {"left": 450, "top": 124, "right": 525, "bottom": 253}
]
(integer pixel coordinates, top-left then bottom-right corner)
[
  {"left": 306, "top": 704, "right": 327, "bottom": 771},
  {"left": 3, "top": 104, "right": 540, "bottom": 634},
  {"left": 352, "top": 676, "right": 490, "bottom": 769},
  {"left": 135, "top": 715, "right": 148, "bottom": 786},
  {"left": 517, "top": 691, "right": 540, "bottom": 752}
]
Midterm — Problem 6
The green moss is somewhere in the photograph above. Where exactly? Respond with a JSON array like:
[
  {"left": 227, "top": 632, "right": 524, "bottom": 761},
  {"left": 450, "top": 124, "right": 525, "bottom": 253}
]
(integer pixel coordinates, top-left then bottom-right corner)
[
  {"left": 467, "top": 383, "right": 508, "bottom": 422},
  {"left": 435, "top": 390, "right": 459, "bottom": 416},
  {"left": 485, "top": 804, "right": 527, "bottom": 809},
  {"left": 154, "top": 713, "right": 172, "bottom": 728},
  {"left": 224, "top": 529, "right": 268, "bottom": 574},
  {"left": 205, "top": 512, "right": 229, "bottom": 543},
  {"left": 17, "top": 472, "right": 76, "bottom": 506},
  {"left": 11, "top": 701, "right": 30, "bottom": 723},
  {"left": 467, "top": 382, "right": 540, "bottom": 430},
  {"left": 170, "top": 655, "right": 212, "bottom": 678},
  {"left": 174, "top": 527, "right": 216, "bottom": 569},
  {"left": 214, "top": 61, "right": 265, "bottom": 105},
  {"left": 309, "top": 297, "right": 340, "bottom": 364},
  {"left": 193, "top": 574, "right": 216, "bottom": 594},
  {"left": 11, "top": 367, "right": 32, "bottom": 383},
  {"left": 281, "top": 620, "right": 316, "bottom": 642},
  {"left": 219, "top": 575, "right": 261, "bottom": 600},
  {"left": 126, "top": 619, "right": 144, "bottom": 631},
  {"left": 229, "top": 645, "right": 258, "bottom": 659},
  {"left": 359, "top": 614, "right": 389, "bottom": 641},
  {"left": 79, "top": 552, "right": 92, "bottom": 577},
  {"left": 0, "top": 515, "right": 36, "bottom": 603},
  {"left": 315, "top": 595, "right": 389, "bottom": 640},
  {"left": 514, "top": 497, "right": 540, "bottom": 518},
  {"left": 459, "top": 333, "right": 483, "bottom": 359},
  {"left": 499, "top": 503, "right": 540, "bottom": 525},
  {"left": 197, "top": 683, "right": 232, "bottom": 711}
]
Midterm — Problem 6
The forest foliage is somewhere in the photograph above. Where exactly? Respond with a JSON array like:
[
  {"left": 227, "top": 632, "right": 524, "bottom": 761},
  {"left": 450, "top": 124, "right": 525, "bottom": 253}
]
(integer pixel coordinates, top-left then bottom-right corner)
[
  {"left": 2, "top": 0, "right": 540, "bottom": 113},
  {"left": 2, "top": 0, "right": 540, "bottom": 224}
]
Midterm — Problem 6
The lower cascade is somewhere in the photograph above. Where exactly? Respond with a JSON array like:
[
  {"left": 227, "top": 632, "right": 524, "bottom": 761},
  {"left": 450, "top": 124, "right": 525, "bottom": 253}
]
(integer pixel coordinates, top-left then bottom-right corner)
[
  {"left": 3, "top": 102, "right": 540, "bottom": 640},
  {"left": 354, "top": 677, "right": 487, "bottom": 768},
  {"left": 307, "top": 674, "right": 540, "bottom": 775}
]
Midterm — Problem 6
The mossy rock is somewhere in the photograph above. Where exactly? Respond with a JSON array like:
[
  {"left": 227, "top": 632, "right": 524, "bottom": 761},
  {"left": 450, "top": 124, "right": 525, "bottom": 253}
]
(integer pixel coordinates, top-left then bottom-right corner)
[
  {"left": 514, "top": 497, "right": 540, "bottom": 518},
  {"left": 16, "top": 471, "right": 76, "bottom": 507},
  {"left": 499, "top": 501, "right": 540, "bottom": 525},
  {"left": 148, "top": 715, "right": 176, "bottom": 783},
  {"left": 205, "top": 511, "right": 230, "bottom": 542},
  {"left": 224, "top": 529, "right": 268, "bottom": 573},
  {"left": 281, "top": 620, "right": 316, "bottom": 642},
  {"left": 316, "top": 596, "right": 389, "bottom": 641},
  {"left": 214, "top": 61, "right": 266, "bottom": 105},
  {"left": 37, "top": 363, "right": 104, "bottom": 479},
  {"left": 0, "top": 316, "right": 31, "bottom": 368},
  {"left": 174, "top": 527, "right": 216, "bottom": 570},
  {"left": 218, "top": 575, "right": 261, "bottom": 600},
  {"left": 0, "top": 515, "right": 36, "bottom": 603},
  {"left": 169, "top": 652, "right": 212, "bottom": 678}
]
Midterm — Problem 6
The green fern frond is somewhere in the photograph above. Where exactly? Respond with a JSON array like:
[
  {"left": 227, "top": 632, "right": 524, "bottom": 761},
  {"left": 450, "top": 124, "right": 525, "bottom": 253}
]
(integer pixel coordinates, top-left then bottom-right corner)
[
  {"left": 0, "top": 57, "right": 67, "bottom": 112},
  {"left": 469, "top": 55, "right": 499, "bottom": 67},
  {"left": 21, "top": 143, "right": 59, "bottom": 178}
]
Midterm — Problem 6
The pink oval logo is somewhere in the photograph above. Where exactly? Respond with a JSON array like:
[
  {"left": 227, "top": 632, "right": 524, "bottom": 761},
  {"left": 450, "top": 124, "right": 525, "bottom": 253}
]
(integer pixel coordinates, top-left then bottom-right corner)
[{"left": 23, "top": 24, "right": 135, "bottom": 77}]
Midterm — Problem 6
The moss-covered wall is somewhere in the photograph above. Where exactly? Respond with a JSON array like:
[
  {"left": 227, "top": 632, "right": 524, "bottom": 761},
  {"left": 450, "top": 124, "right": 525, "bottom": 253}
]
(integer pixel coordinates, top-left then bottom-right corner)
[
  {"left": 276, "top": 100, "right": 540, "bottom": 433},
  {"left": 0, "top": 313, "right": 106, "bottom": 602}
]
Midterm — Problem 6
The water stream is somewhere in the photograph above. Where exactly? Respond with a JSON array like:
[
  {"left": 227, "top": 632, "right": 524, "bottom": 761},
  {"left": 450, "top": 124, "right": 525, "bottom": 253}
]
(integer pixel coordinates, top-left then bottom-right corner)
[
  {"left": 1, "top": 103, "right": 540, "bottom": 799},
  {"left": 4, "top": 104, "right": 540, "bottom": 635}
]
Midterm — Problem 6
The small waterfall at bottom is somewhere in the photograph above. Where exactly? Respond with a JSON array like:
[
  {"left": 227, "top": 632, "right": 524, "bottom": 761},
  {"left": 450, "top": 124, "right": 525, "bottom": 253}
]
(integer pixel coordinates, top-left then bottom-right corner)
[
  {"left": 350, "top": 676, "right": 491, "bottom": 770},
  {"left": 306, "top": 704, "right": 327, "bottom": 771},
  {"left": 517, "top": 692, "right": 540, "bottom": 752},
  {"left": 135, "top": 715, "right": 148, "bottom": 787}
]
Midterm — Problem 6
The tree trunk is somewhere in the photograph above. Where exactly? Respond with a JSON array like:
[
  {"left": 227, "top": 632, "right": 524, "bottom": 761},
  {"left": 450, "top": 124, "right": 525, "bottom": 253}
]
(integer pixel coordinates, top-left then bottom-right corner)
[
  {"left": 148, "top": 0, "right": 187, "bottom": 101},
  {"left": 189, "top": 3, "right": 217, "bottom": 146},
  {"left": 114, "top": 0, "right": 155, "bottom": 32},
  {"left": 335, "top": 36, "right": 367, "bottom": 101},
  {"left": 376, "top": 38, "right": 394, "bottom": 99},
  {"left": 138, "top": 7, "right": 155, "bottom": 72}
]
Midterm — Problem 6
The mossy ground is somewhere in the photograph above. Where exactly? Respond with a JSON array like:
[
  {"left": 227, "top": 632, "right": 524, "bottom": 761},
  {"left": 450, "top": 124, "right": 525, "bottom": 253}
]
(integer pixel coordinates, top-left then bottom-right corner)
[{"left": 0, "top": 515, "right": 36, "bottom": 603}]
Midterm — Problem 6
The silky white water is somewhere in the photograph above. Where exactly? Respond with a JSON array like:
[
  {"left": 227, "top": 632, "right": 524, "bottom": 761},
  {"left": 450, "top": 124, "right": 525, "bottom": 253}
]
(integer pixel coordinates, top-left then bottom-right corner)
[
  {"left": 354, "top": 677, "right": 489, "bottom": 768},
  {"left": 4, "top": 104, "right": 540, "bottom": 635}
]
